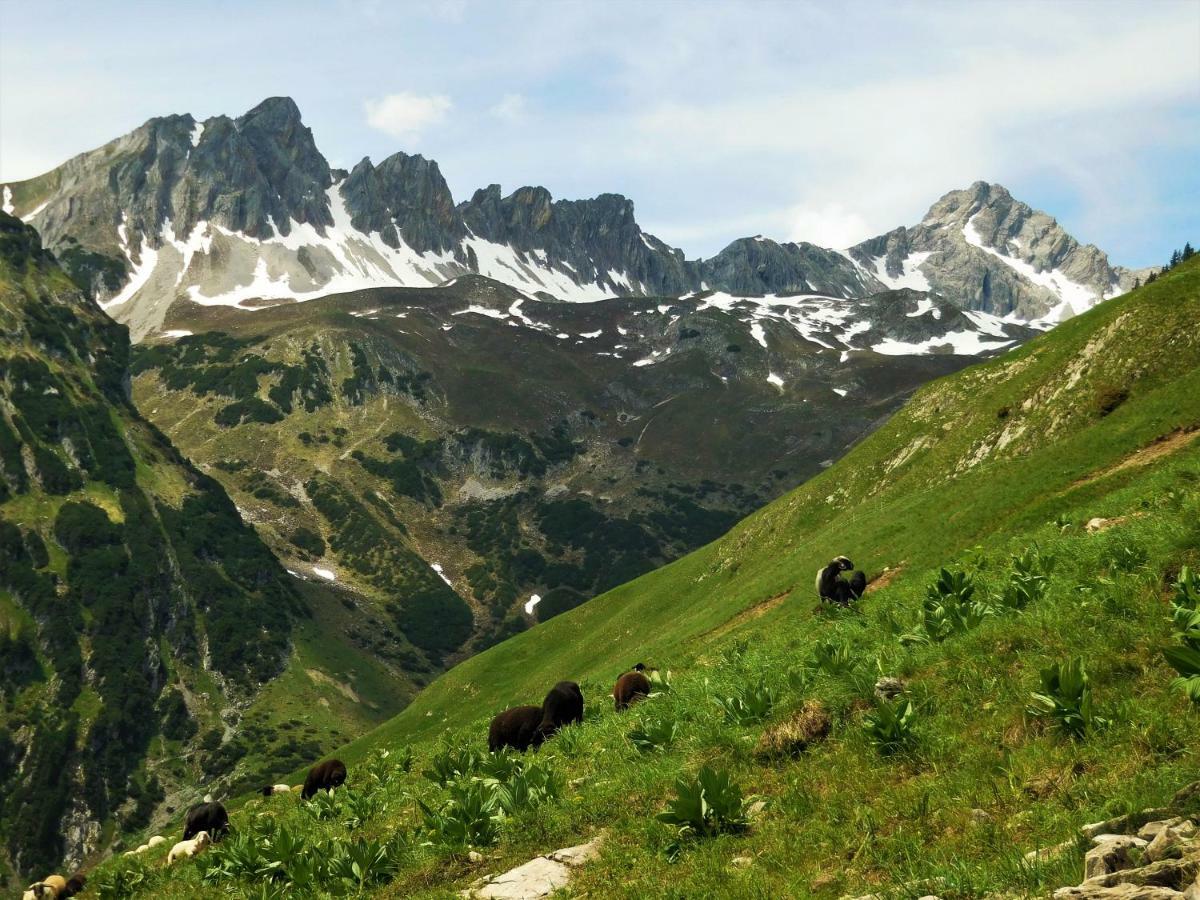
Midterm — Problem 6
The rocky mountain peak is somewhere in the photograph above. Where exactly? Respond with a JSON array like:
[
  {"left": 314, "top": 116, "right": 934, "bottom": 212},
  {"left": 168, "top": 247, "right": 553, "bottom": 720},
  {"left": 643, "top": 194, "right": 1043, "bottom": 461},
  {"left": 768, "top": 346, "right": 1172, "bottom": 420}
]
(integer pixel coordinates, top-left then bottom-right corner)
[
  {"left": 0, "top": 97, "right": 1140, "bottom": 335},
  {"left": 341, "top": 150, "right": 463, "bottom": 253}
]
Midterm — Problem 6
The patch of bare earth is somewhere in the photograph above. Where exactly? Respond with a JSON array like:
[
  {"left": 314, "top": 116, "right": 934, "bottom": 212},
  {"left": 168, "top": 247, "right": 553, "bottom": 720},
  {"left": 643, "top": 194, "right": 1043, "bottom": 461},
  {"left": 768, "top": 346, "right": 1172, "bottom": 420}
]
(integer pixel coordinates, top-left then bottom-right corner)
[
  {"left": 702, "top": 590, "right": 791, "bottom": 641},
  {"left": 1074, "top": 426, "right": 1200, "bottom": 488},
  {"left": 865, "top": 564, "right": 906, "bottom": 595}
]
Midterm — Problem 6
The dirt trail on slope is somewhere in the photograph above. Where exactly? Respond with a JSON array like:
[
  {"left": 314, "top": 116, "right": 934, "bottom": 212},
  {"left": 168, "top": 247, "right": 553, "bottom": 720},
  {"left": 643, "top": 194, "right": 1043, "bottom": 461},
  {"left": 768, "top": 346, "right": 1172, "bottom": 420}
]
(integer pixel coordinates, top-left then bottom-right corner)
[
  {"left": 1073, "top": 425, "right": 1200, "bottom": 488},
  {"left": 865, "top": 564, "right": 906, "bottom": 594},
  {"left": 702, "top": 590, "right": 791, "bottom": 641}
]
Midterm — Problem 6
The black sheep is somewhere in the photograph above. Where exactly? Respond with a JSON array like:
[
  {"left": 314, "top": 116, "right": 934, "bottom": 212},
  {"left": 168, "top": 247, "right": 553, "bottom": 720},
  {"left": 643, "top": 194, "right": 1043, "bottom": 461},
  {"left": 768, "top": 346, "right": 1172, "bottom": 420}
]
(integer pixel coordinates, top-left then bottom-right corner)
[
  {"left": 302, "top": 758, "right": 348, "bottom": 799},
  {"left": 63, "top": 875, "right": 87, "bottom": 898},
  {"left": 613, "top": 664, "right": 652, "bottom": 711},
  {"left": 538, "top": 680, "right": 583, "bottom": 739},
  {"left": 183, "top": 800, "right": 229, "bottom": 841},
  {"left": 488, "top": 705, "right": 545, "bottom": 752},
  {"left": 815, "top": 556, "right": 867, "bottom": 606}
]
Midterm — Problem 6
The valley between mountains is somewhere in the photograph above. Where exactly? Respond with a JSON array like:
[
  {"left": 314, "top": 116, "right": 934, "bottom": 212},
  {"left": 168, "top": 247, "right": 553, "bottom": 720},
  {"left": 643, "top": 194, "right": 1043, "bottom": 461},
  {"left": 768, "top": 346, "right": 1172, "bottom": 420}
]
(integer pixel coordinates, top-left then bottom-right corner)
[{"left": 0, "top": 94, "right": 1190, "bottom": 898}]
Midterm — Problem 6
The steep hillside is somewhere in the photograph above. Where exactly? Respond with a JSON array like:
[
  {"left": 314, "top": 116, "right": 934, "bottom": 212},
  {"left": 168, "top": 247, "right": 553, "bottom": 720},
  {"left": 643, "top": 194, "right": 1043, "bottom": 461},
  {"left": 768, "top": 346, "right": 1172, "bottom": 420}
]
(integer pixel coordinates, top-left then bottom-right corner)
[
  {"left": 0, "top": 214, "right": 408, "bottom": 888},
  {"left": 2, "top": 98, "right": 1138, "bottom": 339},
  {"left": 77, "top": 261, "right": 1200, "bottom": 898},
  {"left": 335, "top": 256, "right": 1200, "bottom": 749},
  {"left": 126, "top": 276, "right": 1028, "bottom": 670}
]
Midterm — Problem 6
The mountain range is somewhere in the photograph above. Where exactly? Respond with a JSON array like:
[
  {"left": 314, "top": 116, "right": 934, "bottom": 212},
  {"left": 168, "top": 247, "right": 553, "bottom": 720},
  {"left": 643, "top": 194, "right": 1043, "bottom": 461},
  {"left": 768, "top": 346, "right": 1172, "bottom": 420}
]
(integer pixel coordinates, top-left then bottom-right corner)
[
  {"left": 0, "top": 95, "right": 1169, "bottom": 887},
  {"left": 2, "top": 96, "right": 1143, "bottom": 342}
]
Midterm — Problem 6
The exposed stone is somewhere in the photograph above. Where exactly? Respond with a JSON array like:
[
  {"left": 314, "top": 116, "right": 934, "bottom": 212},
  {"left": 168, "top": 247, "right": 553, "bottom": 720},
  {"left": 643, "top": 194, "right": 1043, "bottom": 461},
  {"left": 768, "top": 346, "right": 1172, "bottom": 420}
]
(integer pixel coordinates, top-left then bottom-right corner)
[
  {"left": 1085, "top": 835, "right": 1148, "bottom": 880},
  {"left": 1083, "top": 811, "right": 1174, "bottom": 841},
  {"left": 731, "top": 855, "right": 752, "bottom": 868},
  {"left": 462, "top": 834, "right": 603, "bottom": 900},
  {"left": 971, "top": 808, "right": 993, "bottom": 825},
  {"left": 1080, "top": 849, "right": 1200, "bottom": 891},
  {"left": 1053, "top": 885, "right": 1186, "bottom": 899},
  {"left": 1141, "top": 820, "right": 1189, "bottom": 842},
  {"left": 874, "top": 677, "right": 907, "bottom": 700},
  {"left": 1147, "top": 825, "right": 1198, "bottom": 864}
]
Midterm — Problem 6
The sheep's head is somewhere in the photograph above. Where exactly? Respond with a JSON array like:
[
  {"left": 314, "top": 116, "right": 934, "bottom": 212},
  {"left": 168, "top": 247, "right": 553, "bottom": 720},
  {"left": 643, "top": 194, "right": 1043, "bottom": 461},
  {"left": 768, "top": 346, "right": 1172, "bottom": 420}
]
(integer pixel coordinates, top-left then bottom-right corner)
[
  {"left": 833, "top": 556, "right": 854, "bottom": 571},
  {"left": 632, "top": 662, "right": 646, "bottom": 672},
  {"left": 261, "top": 785, "right": 273, "bottom": 796},
  {"left": 194, "top": 830, "right": 212, "bottom": 848}
]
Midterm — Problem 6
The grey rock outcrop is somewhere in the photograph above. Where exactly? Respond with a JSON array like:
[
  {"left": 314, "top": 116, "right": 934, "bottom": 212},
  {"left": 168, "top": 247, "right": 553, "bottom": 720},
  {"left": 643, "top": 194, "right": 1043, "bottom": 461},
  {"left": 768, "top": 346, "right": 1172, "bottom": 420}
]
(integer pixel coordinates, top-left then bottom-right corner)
[
  {"left": 341, "top": 152, "right": 465, "bottom": 254},
  {"left": 461, "top": 833, "right": 604, "bottom": 899},
  {"left": 849, "top": 182, "right": 1138, "bottom": 320},
  {"left": 458, "top": 184, "right": 694, "bottom": 296}
]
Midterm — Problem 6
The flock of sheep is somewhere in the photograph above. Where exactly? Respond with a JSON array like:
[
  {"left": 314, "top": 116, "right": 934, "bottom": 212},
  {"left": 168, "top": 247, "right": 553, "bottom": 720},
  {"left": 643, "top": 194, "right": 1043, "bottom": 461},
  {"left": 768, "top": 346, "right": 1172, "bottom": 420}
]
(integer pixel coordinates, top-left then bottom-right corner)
[{"left": 22, "top": 558, "right": 863, "bottom": 898}]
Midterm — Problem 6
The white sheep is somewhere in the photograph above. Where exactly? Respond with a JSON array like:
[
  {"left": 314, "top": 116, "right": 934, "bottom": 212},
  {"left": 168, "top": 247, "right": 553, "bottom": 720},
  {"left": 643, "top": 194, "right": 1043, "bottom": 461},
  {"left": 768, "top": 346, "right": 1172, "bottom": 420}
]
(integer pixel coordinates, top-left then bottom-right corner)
[
  {"left": 22, "top": 875, "right": 66, "bottom": 899},
  {"left": 147, "top": 835, "right": 166, "bottom": 847},
  {"left": 261, "top": 783, "right": 293, "bottom": 796},
  {"left": 167, "top": 830, "right": 212, "bottom": 864}
]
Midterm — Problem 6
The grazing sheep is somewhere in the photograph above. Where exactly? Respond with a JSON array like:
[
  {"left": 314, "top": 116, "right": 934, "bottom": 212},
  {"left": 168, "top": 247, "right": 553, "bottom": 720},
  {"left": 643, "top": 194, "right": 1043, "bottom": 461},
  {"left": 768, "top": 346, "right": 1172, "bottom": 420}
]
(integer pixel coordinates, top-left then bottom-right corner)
[
  {"left": 147, "top": 835, "right": 166, "bottom": 847},
  {"left": 135, "top": 844, "right": 149, "bottom": 854},
  {"left": 539, "top": 681, "right": 584, "bottom": 739},
  {"left": 815, "top": 556, "right": 867, "bottom": 606},
  {"left": 183, "top": 800, "right": 229, "bottom": 841},
  {"left": 261, "top": 783, "right": 292, "bottom": 796},
  {"left": 613, "top": 665, "right": 652, "bottom": 711},
  {"left": 301, "top": 758, "right": 348, "bottom": 800},
  {"left": 62, "top": 875, "right": 86, "bottom": 898},
  {"left": 167, "top": 830, "right": 211, "bottom": 864},
  {"left": 489, "top": 705, "right": 545, "bottom": 752},
  {"left": 22, "top": 875, "right": 67, "bottom": 899}
]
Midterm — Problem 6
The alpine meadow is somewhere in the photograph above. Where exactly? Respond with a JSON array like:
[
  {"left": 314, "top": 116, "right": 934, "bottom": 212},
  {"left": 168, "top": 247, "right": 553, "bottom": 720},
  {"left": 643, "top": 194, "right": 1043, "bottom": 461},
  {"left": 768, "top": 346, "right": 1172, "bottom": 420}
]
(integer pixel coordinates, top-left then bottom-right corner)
[{"left": 1, "top": 3, "right": 1198, "bottom": 899}]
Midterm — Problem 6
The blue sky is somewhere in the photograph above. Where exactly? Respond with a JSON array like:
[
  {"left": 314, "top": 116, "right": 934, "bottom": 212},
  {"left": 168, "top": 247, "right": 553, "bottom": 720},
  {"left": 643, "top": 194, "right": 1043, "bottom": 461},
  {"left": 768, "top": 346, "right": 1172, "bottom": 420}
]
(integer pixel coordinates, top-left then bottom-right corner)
[{"left": 1, "top": 0, "right": 1196, "bottom": 267}]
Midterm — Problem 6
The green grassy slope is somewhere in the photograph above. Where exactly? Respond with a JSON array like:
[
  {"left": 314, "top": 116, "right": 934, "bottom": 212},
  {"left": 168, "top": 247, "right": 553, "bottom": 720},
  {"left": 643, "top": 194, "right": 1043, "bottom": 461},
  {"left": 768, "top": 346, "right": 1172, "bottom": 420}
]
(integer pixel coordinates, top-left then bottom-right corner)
[
  {"left": 337, "top": 257, "right": 1200, "bottom": 754},
  {"left": 77, "top": 260, "right": 1200, "bottom": 898}
]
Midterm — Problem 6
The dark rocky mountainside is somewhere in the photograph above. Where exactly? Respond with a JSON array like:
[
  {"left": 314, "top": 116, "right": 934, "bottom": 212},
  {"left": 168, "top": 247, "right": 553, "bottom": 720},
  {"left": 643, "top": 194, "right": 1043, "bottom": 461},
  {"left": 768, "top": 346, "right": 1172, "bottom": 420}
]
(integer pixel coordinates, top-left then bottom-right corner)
[
  {"left": 1, "top": 97, "right": 1139, "bottom": 340},
  {"left": 0, "top": 212, "right": 308, "bottom": 881},
  {"left": 128, "top": 273, "right": 1032, "bottom": 671}
]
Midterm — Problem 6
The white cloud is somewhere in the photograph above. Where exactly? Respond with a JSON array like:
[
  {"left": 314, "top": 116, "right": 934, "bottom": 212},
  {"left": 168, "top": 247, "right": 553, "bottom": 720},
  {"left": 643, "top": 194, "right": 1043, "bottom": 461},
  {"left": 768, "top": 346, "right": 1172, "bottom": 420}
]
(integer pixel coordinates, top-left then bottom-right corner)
[
  {"left": 489, "top": 92, "right": 526, "bottom": 122},
  {"left": 364, "top": 92, "right": 452, "bottom": 139},
  {"left": 787, "top": 204, "right": 873, "bottom": 250}
]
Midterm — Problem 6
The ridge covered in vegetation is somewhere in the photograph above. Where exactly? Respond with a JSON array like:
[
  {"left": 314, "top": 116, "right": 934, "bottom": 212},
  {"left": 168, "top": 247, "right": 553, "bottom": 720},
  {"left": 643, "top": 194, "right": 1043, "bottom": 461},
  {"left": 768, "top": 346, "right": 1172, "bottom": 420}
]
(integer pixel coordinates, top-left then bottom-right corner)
[
  {"left": 0, "top": 212, "right": 306, "bottom": 886},
  {"left": 77, "top": 258, "right": 1200, "bottom": 897}
]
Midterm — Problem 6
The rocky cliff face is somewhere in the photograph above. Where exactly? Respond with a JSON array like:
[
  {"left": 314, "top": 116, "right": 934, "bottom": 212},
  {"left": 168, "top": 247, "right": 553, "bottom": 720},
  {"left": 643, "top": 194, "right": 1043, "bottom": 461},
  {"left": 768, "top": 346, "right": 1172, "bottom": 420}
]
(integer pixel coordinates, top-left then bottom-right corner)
[{"left": 1, "top": 99, "right": 1136, "bottom": 339}]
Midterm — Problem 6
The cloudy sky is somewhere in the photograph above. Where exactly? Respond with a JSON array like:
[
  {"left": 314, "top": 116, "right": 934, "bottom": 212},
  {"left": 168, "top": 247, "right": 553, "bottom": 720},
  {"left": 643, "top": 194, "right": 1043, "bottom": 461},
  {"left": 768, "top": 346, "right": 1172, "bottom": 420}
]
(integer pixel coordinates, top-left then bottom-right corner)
[{"left": 1, "top": 0, "right": 1196, "bottom": 267}]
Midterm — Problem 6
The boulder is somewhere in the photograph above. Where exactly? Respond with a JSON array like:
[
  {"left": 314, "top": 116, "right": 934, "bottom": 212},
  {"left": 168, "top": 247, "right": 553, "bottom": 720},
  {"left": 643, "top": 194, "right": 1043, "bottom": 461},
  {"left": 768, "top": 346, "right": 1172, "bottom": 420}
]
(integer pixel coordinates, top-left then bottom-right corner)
[
  {"left": 1083, "top": 811, "right": 1174, "bottom": 841},
  {"left": 1053, "top": 885, "right": 1186, "bottom": 899},
  {"left": 874, "top": 677, "right": 907, "bottom": 700},
  {"left": 462, "top": 835, "right": 603, "bottom": 900},
  {"left": 1147, "top": 824, "right": 1198, "bottom": 864},
  {"left": 1085, "top": 836, "right": 1148, "bottom": 880},
  {"left": 1080, "top": 849, "right": 1200, "bottom": 891},
  {"left": 1140, "top": 820, "right": 1189, "bottom": 842}
]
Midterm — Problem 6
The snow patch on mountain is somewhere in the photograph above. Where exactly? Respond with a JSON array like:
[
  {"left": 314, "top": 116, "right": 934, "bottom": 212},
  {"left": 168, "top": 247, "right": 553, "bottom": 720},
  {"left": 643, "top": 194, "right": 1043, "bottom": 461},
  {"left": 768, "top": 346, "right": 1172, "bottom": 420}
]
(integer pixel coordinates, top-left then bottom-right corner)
[
  {"left": 869, "top": 251, "right": 933, "bottom": 291},
  {"left": 962, "top": 213, "right": 1104, "bottom": 323},
  {"left": 873, "top": 330, "right": 1015, "bottom": 356}
]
